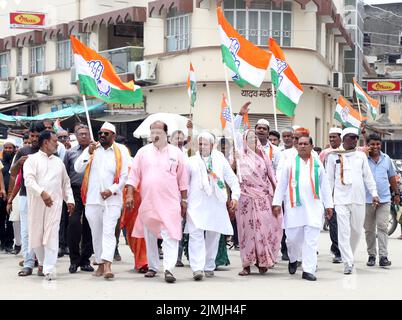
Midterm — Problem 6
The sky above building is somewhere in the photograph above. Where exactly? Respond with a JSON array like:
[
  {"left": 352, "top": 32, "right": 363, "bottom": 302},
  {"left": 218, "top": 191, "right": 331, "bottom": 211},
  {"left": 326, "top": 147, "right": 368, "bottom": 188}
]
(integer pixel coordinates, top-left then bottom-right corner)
[{"left": 365, "top": 0, "right": 402, "bottom": 4}]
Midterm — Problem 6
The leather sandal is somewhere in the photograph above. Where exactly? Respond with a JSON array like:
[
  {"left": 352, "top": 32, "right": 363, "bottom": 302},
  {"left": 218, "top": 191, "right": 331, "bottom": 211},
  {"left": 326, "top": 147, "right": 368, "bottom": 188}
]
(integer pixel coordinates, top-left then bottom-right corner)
[
  {"left": 37, "top": 266, "right": 45, "bottom": 276},
  {"left": 144, "top": 269, "right": 157, "bottom": 278},
  {"left": 238, "top": 267, "right": 251, "bottom": 276},
  {"left": 258, "top": 267, "right": 268, "bottom": 274},
  {"left": 18, "top": 267, "right": 33, "bottom": 276},
  {"left": 138, "top": 266, "right": 148, "bottom": 274}
]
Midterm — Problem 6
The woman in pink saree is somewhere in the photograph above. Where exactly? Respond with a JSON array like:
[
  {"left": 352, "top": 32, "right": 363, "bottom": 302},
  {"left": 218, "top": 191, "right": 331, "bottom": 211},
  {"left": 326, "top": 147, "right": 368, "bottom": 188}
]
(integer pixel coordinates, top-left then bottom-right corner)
[{"left": 236, "top": 130, "right": 283, "bottom": 276}]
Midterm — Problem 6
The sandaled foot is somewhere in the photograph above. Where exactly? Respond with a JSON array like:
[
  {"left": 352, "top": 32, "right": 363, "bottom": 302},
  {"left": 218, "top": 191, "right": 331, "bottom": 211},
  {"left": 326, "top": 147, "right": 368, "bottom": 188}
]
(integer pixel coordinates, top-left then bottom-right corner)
[
  {"left": 37, "top": 266, "right": 45, "bottom": 277},
  {"left": 238, "top": 267, "right": 251, "bottom": 276},
  {"left": 258, "top": 267, "right": 268, "bottom": 274},
  {"left": 144, "top": 269, "right": 157, "bottom": 278},
  {"left": 104, "top": 272, "right": 114, "bottom": 279},
  {"left": 138, "top": 266, "right": 148, "bottom": 273},
  {"left": 93, "top": 264, "right": 105, "bottom": 277},
  {"left": 18, "top": 267, "right": 33, "bottom": 276}
]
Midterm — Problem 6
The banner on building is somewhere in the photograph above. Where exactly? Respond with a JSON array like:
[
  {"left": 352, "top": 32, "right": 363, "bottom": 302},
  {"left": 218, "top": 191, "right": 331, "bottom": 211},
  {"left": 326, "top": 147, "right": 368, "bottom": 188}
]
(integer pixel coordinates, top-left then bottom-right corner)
[
  {"left": 367, "top": 80, "right": 401, "bottom": 95},
  {"left": 10, "top": 12, "right": 46, "bottom": 29},
  {"left": 106, "top": 101, "right": 145, "bottom": 114}
]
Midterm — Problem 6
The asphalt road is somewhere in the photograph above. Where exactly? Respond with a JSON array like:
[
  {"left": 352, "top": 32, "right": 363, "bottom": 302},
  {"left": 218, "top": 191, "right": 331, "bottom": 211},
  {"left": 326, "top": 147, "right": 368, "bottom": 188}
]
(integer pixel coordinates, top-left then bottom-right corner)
[{"left": 1, "top": 230, "right": 401, "bottom": 300}]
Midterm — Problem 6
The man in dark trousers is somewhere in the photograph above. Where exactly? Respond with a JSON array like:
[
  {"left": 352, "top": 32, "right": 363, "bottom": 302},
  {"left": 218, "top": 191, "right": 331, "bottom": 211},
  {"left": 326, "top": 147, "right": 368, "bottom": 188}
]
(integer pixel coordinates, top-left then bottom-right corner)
[
  {"left": 63, "top": 124, "right": 94, "bottom": 273},
  {"left": 0, "top": 139, "right": 16, "bottom": 252}
]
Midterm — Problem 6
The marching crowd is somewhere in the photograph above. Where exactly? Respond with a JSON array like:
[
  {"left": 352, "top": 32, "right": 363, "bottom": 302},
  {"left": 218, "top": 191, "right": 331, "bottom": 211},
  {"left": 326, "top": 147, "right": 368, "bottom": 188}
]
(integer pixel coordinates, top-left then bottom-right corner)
[{"left": 0, "top": 101, "right": 400, "bottom": 283}]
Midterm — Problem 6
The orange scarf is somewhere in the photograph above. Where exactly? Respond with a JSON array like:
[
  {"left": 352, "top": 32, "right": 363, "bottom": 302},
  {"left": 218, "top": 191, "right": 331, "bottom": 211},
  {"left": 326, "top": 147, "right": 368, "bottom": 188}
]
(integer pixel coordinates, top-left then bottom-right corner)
[{"left": 81, "top": 143, "right": 122, "bottom": 205}]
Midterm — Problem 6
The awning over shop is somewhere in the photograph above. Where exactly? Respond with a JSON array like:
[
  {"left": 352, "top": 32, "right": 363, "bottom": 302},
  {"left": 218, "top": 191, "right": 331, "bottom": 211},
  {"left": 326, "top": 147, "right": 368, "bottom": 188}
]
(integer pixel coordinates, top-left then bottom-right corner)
[
  {"left": 0, "top": 101, "right": 30, "bottom": 111},
  {"left": 93, "top": 113, "right": 147, "bottom": 123},
  {"left": 0, "top": 102, "right": 105, "bottom": 122}
]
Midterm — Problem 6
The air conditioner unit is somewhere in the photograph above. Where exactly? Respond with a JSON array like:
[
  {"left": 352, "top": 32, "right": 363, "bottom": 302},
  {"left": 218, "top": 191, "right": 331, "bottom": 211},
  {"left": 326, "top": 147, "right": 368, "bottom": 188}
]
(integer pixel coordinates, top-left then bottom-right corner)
[
  {"left": 343, "top": 83, "right": 353, "bottom": 98},
  {"left": 70, "top": 66, "right": 78, "bottom": 84},
  {"left": 15, "top": 76, "right": 30, "bottom": 95},
  {"left": 332, "top": 72, "right": 343, "bottom": 90},
  {"left": 128, "top": 60, "right": 157, "bottom": 83},
  {"left": 0, "top": 81, "right": 10, "bottom": 98},
  {"left": 33, "top": 75, "right": 52, "bottom": 94}
]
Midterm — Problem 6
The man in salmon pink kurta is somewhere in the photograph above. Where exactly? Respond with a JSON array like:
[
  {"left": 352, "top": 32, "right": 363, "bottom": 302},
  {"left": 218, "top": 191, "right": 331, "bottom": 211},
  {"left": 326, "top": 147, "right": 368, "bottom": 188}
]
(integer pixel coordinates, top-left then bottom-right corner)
[{"left": 126, "top": 121, "right": 188, "bottom": 283}]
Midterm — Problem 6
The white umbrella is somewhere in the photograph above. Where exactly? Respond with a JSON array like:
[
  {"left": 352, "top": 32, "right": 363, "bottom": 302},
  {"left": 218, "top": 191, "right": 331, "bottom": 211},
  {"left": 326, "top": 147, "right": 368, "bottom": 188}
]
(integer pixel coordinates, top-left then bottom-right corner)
[{"left": 133, "top": 113, "right": 202, "bottom": 139}]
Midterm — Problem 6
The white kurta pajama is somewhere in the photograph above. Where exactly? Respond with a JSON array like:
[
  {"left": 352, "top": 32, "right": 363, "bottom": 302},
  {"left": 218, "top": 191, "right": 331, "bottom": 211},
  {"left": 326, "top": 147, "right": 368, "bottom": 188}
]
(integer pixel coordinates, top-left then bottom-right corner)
[
  {"left": 186, "top": 150, "right": 240, "bottom": 273},
  {"left": 23, "top": 151, "right": 74, "bottom": 275},
  {"left": 74, "top": 143, "right": 129, "bottom": 263},
  {"left": 326, "top": 150, "right": 378, "bottom": 268},
  {"left": 273, "top": 156, "right": 333, "bottom": 275}
]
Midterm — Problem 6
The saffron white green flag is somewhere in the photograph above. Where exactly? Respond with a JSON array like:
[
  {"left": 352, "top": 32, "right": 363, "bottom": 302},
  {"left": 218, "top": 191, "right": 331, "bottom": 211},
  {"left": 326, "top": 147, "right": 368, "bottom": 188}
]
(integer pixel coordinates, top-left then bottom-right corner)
[
  {"left": 334, "top": 95, "right": 367, "bottom": 128},
  {"left": 353, "top": 78, "right": 379, "bottom": 120},
  {"left": 187, "top": 62, "right": 197, "bottom": 107},
  {"left": 269, "top": 38, "right": 303, "bottom": 117},
  {"left": 217, "top": 7, "right": 271, "bottom": 88},
  {"left": 70, "top": 35, "right": 143, "bottom": 104}
]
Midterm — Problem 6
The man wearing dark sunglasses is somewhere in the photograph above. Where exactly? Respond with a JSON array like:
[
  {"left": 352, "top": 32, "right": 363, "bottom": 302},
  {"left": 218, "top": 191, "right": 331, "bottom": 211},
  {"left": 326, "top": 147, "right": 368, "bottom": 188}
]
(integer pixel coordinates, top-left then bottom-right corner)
[{"left": 74, "top": 122, "right": 130, "bottom": 280}]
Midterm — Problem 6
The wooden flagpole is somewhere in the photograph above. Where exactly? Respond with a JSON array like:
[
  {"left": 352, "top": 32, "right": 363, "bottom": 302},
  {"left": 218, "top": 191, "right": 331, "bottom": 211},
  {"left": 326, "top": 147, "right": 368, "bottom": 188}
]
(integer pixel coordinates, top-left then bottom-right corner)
[
  {"left": 82, "top": 95, "right": 94, "bottom": 141},
  {"left": 271, "top": 83, "right": 279, "bottom": 131}
]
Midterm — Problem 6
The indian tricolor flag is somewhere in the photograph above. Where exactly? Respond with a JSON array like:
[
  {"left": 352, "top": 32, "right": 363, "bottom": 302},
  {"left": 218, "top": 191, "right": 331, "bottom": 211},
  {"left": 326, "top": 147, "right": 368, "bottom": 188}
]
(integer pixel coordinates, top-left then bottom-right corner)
[
  {"left": 269, "top": 38, "right": 303, "bottom": 117},
  {"left": 187, "top": 62, "right": 197, "bottom": 107},
  {"left": 217, "top": 7, "right": 271, "bottom": 88},
  {"left": 334, "top": 95, "right": 366, "bottom": 129},
  {"left": 353, "top": 78, "right": 379, "bottom": 120},
  {"left": 70, "top": 35, "right": 143, "bottom": 104}
]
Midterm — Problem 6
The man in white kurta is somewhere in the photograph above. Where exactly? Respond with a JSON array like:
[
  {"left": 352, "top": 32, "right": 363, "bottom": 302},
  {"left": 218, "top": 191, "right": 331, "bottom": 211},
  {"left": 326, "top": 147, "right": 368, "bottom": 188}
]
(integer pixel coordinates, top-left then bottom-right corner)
[
  {"left": 186, "top": 132, "right": 240, "bottom": 280},
  {"left": 24, "top": 131, "right": 74, "bottom": 280},
  {"left": 326, "top": 127, "right": 379, "bottom": 274},
  {"left": 74, "top": 122, "right": 129, "bottom": 279},
  {"left": 273, "top": 136, "right": 333, "bottom": 281}
]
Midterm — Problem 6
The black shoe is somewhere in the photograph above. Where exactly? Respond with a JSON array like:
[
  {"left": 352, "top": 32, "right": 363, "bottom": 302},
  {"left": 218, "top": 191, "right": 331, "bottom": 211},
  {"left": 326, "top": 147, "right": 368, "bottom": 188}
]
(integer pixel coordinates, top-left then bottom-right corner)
[
  {"left": 288, "top": 261, "right": 298, "bottom": 274},
  {"left": 281, "top": 253, "right": 289, "bottom": 261},
  {"left": 69, "top": 264, "right": 78, "bottom": 273},
  {"left": 0, "top": 244, "right": 5, "bottom": 251},
  {"left": 80, "top": 264, "right": 95, "bottom": 272},
  {"left": 366, "top": 255, "right": 376, "bottom": 267},
  {"left": 297, "top": 261, "right": 302, "bottom": 267},
  {"left": 58, "top": 247, "right": 65, "bottom": 258},
  {"left": 302, "top": 272, "right": 317, "bottom": 281},
  {"left": 164, "top": 270, "right": 176, "bottom": 283},
  {"left": 114, "top": 248, "right": 121, "bottom": 262},
  {"left": 11, "top": 245, "right": 21, "bottom": 255},
  {"left": 379, "top": 256, "right": 391, "bottom": 267},
  {"left": 332, "top": 256, "right": 342, "bottom": 264},
  {"left": 5, "top": 246, "right": 13, "bottom": 253},
  {"left": 64, "top": 247, "right": 70, "bottom": 255}
]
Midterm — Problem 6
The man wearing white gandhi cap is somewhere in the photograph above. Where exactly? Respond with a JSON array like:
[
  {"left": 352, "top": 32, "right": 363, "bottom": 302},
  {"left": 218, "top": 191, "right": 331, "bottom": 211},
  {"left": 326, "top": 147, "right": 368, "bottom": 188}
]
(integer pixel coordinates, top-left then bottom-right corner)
[
  {"left": 325, "top": 127, "right": 380, "bottom": 274},
  {"left": 74, "top": 121, "right": 130, "bottom": 279},
  {"left": 186, "top": 131, "right": 240, "bottom": 281},
  {"left": 234, "top": 102, "right": 282, "bottom": 172}
]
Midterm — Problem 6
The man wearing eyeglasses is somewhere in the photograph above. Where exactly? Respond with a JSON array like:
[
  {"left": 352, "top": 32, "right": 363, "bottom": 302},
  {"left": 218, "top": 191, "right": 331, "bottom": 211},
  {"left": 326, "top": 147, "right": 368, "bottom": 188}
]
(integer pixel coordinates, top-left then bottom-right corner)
[
  {"left": 74, "top": 122, "right": 130, "bottom": 279},
  {"left": 63, "top": 125, "right": 94, "bottom": 274},
  {"left": 326, "top": 127, "right": 380, "bottom": 275}
]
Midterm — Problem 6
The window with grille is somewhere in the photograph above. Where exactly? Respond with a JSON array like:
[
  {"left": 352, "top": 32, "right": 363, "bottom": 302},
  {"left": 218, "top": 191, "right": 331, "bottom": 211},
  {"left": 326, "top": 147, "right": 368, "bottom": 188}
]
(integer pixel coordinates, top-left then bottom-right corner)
[
  {"left": 0, "top": 53, "right": 9, "bottom": 79},
  {"left": 57, "top": 40, "right": 73, "bottom": 70},
  {"left": 30, "top": 46, "right": 45, "bottom": 74},
  {"left": 223, "top": 0, "right": 292, "bottom": 46},
  {"left": 17, "top": 48, "right": 22, "bottom": 76},
  {"left": 166, "top": 8, "right": 190, "bottom": 52}
]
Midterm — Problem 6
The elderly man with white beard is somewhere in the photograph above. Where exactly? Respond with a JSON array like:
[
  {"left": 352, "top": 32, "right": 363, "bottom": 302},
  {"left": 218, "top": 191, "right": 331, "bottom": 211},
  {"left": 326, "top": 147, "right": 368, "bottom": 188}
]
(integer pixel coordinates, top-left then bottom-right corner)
[{"left": 186, "top": 132, "right": 240, "bottom": 281}]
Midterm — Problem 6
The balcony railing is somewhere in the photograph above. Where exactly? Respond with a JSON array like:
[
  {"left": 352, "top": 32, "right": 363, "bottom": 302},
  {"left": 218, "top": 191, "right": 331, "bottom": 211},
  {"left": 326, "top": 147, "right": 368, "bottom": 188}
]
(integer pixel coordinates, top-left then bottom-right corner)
[{"left": 99, "top": 46, "right": 144, "bottom": 74}]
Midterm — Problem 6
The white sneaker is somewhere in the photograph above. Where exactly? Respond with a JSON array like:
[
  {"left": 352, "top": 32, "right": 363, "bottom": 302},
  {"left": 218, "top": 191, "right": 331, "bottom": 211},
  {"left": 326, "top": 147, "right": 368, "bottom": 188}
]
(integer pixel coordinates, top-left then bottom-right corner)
[
  {"left": 343, "top": 265, "right": 353, "bottom": 275},
  {"left": 193, "top": 271, "right": 204, "bottom": 281}
]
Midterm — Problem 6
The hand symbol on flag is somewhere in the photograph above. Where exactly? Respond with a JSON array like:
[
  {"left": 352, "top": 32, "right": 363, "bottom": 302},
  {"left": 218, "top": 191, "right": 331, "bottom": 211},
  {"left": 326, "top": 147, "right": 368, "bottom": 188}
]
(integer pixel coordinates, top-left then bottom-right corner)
[{"left": 88, "top": 60, "right": 111, "bottom": 97}]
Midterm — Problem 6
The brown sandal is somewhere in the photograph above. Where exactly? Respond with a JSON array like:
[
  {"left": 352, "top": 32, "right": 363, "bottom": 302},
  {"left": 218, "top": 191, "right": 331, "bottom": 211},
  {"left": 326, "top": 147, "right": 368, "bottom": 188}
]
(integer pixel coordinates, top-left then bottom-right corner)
[
  {"left": 258, "top": 267, "right": 268, "bottom": 274},
  {"left": 238, "top": 267, "right": 251, "bottom": 276},
  {"left": 18, "top": 267, "right": 33, "bottom": 276},
  {"left": 144, "top": 270, "right": 157, "bottom": 278}
]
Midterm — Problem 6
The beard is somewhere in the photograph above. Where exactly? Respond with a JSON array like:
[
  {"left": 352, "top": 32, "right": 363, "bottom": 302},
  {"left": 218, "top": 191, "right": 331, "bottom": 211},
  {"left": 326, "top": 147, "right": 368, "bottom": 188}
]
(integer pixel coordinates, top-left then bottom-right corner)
[{"left": 2, "top": 151, "right": 15, "bottom": 162}]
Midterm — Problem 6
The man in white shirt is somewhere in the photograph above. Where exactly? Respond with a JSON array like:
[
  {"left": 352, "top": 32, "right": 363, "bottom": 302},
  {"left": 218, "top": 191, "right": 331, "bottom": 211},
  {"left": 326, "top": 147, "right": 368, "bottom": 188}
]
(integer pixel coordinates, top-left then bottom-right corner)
[
  {"left": 74, "top": 122, "right": 130, "bottom": 279},
  {"left": 326, "top": 127, "right": 380, "bottom": 274}
]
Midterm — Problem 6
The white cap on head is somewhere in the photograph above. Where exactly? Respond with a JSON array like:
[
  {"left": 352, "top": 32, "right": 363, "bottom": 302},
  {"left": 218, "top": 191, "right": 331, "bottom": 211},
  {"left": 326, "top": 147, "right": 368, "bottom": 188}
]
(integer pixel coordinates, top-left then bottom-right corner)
[
  {"left": 341, "top": 127, "right": 359, "bottom": 140},
  {"left": 292, "top": 125, "right": 301, "bottom": 130},
  {"left": 198, "top": 132, "right": 215, "bottom": 144},
  {"left": 329, "top": 127, "right": 342, "bottom": 135},
  {"left": 256, "top": 119, "right": 270, "bottom": 127},
  {"left": 101, "top": 122, "right": 116, "bottom": 134},
  {"left": 3, "top": 138, "right": 16, "bottom": 147}
]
